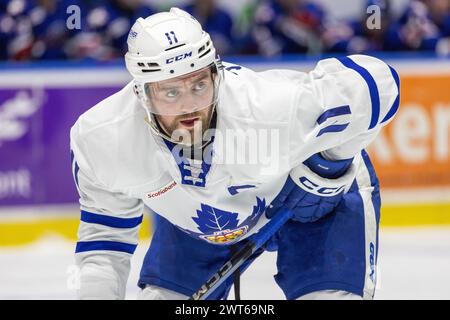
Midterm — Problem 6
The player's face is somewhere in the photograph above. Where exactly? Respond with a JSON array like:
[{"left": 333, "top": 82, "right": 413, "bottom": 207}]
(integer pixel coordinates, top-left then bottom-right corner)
[
  {"left": 145, "top": 67, "right": 216, "bottom": 145},
  {"left": 155, "top": 101, "right": 213, "bottom": 145}
]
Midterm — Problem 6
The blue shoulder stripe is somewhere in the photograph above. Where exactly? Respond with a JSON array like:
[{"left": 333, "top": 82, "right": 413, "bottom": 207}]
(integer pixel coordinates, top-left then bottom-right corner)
[
  {"left": 317, "top": 105, "right": 351, "bottom": 125},
  {"left": 75, "top": 240, "right": 137, "bottom": 254},
  {"left": 81, "top": 210, "right": 143, "bottom": 229},
  {"left": 317, "top": 123, "right": 349, "bottom": 137},
  {"left": 337, "top": 56, "right": 380, "bottom": 130},
  {"left": 380, "top": 65, "right": 400, "bottom": 124}
]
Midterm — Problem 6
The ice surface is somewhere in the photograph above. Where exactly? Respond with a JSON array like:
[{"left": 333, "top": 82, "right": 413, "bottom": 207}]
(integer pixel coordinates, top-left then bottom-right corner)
[{"left": 0, "top": 227, "right": 449, "bottom": 300}]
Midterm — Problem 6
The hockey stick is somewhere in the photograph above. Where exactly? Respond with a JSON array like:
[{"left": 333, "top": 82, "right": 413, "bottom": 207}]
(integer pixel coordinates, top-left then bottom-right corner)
[{"left": 189, "top": 208, "right": 294, "bottom": 300}]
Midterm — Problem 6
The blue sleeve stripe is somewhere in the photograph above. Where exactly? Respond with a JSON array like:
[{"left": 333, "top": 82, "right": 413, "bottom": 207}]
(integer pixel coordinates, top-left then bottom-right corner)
[
  {"left": 75, "top": 240, "right": 137, "bottom": 254},
  {"left": 70, "top": 150, "right": 80, "bottom": 188},
  {"left": 337, "top": 56, "right": 380, "bottom": 130},
  {"left": 317, "top": 123, "right": 349, "bottom": 137},
  {"left": 317, "top": 105, "right": 351, "bottom": 125},
  {"left": 81, "top": 210, "right": 143, "bottom": 229},
  {"left": 380, "top": 65, "right": 400, "bottom": 124},
  {"left": 74, "top": 161, "right": 80, "bottom": 188}
]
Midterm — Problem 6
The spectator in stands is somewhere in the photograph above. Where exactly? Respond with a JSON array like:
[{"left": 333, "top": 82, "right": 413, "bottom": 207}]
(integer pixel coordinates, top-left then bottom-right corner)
[
  {"left": 231, "top": 0, "right": 260, "bottom": 55},
  {"left": 0, "top": 0, "right": 94, "bottom": 60},
  {"left": 181, "top": 0, "right": 235, "bottom": 55},
  {"left": 30, "top": 0, "right": 87, "bottom": 60},
  {"left": 65, "top": 0, "right": 154, "bottom": 60},
  {"left": 422, "top": 0, "right": 450, "bottom": 54},
  {"left": 322, "top": 0, "right": 394, "bottom": 54},
  {"left": 0, "top": 0, "right": 37, "bottom": 60},
  {"left": 250, "top": 0, "right": 325, "bottom": 56},
  {"left": 2, "top": 0, "right": 450, "bottom": 61},
  {"left": 384, "top": 0, "right": 444, "bottom": 51},
  {"left": 426, "top": 0, "right": 450, "bottom": 35}
]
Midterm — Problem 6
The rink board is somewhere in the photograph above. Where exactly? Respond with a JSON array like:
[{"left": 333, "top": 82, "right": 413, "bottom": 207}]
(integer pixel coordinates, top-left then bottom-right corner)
[{"left": 0, "top": 202, "right": 449, "bottom": 246}]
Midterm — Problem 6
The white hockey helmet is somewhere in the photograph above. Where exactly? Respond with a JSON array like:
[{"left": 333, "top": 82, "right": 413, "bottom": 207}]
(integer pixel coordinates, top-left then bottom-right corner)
[{"left": 125, "top": 7, "right": 223, "bottom": 117}]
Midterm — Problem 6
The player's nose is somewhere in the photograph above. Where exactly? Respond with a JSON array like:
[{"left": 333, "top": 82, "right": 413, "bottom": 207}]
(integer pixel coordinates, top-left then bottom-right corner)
[{"left": 178, "top": 92, "right": 198, "bottom": 113}]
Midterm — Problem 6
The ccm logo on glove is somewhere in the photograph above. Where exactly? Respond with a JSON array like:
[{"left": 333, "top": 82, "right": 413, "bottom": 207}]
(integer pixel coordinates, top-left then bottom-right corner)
[
  {"left": 266, "top": 153, "right": 358, "bottom": 223},
  {"left": 298, "top": 176, "right": 345, "bottom": 196}
]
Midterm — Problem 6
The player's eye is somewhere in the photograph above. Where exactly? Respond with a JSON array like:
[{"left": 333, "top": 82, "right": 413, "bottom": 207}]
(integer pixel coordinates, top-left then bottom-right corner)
[
  {"left": 192, "top": 81, "right": 207, "bottom": 93},
  {"left": 165, "top": 89, "right": 179, "bottom": 98}
]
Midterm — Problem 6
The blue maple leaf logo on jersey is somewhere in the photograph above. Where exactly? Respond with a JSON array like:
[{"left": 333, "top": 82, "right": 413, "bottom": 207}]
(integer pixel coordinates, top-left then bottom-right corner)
[
  {"left": 182, "top": 197, "right": 267, "bottom": 245},
  {"left": 193, "top": 204, "right": 240, "bottom": 234}
]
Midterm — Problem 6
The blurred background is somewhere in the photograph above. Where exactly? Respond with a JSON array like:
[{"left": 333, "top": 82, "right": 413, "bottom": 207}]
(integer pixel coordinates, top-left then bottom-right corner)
[{"left": 0, "top": 0, "right": 449, "bottom": 299}]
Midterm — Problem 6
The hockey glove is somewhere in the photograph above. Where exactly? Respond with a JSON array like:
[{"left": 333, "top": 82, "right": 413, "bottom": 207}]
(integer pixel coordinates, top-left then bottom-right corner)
[{"left": 266, "top": 153, "right": 357, "bottom": 223}]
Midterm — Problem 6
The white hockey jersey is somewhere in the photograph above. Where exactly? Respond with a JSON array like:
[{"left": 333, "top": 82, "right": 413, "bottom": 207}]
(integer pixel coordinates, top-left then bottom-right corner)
[{"left": 70, "top": 55, "right": 399, "bottom": 299}]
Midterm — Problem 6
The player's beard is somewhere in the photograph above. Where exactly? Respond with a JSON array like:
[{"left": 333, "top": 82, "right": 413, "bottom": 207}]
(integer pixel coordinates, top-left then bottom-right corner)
[{"left": 155, "top": 105, "right": 213, "bottom": 147}]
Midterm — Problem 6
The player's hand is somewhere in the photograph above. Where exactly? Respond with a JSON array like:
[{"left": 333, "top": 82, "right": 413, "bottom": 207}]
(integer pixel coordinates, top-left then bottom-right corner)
[{"left": 265, "top": 153, "right": 356, "bottom": 223}]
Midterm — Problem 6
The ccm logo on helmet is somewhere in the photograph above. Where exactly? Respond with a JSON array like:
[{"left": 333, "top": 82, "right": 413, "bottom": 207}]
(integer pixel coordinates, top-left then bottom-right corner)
[
  {"left": 166, "top": 52, "right": 193, "bottom": 64},
  {"left": 298, "top": 176, "right": 345, "bottom": 196}
]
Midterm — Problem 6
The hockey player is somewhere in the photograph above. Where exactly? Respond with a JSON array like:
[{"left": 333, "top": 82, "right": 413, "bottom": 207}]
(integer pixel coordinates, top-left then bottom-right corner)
[{"left": 70, "top": 8, "right": 400, "bottom": 300}]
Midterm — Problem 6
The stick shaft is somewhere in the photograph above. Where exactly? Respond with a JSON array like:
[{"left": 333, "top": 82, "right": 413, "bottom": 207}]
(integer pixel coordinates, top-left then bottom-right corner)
[{"left": 189, "top": 208, "right": 293, "bottom": 300}]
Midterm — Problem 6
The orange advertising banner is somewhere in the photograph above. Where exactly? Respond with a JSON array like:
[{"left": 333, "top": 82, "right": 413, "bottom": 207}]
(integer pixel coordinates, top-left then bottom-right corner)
[{"left": 367, "top": 73, "right": 450, "bottom": 189}]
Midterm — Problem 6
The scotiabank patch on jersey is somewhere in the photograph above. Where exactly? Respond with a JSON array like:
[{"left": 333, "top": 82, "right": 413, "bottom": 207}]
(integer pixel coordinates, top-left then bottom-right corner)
[
  {"left": 179, "top": 197, "right": 267, "bottom": 245},
  {"left": 146, "top": 181, "right": 177, "bottom": 199}
]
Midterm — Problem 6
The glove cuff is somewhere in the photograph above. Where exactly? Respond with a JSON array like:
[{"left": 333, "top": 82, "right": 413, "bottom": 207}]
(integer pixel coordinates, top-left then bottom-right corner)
[
  {"left": 303, "top": 153, "right": 353, "bottom": 179},
  {"left": 290, "top": 156, "right": 359, "bottom": 197}
]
